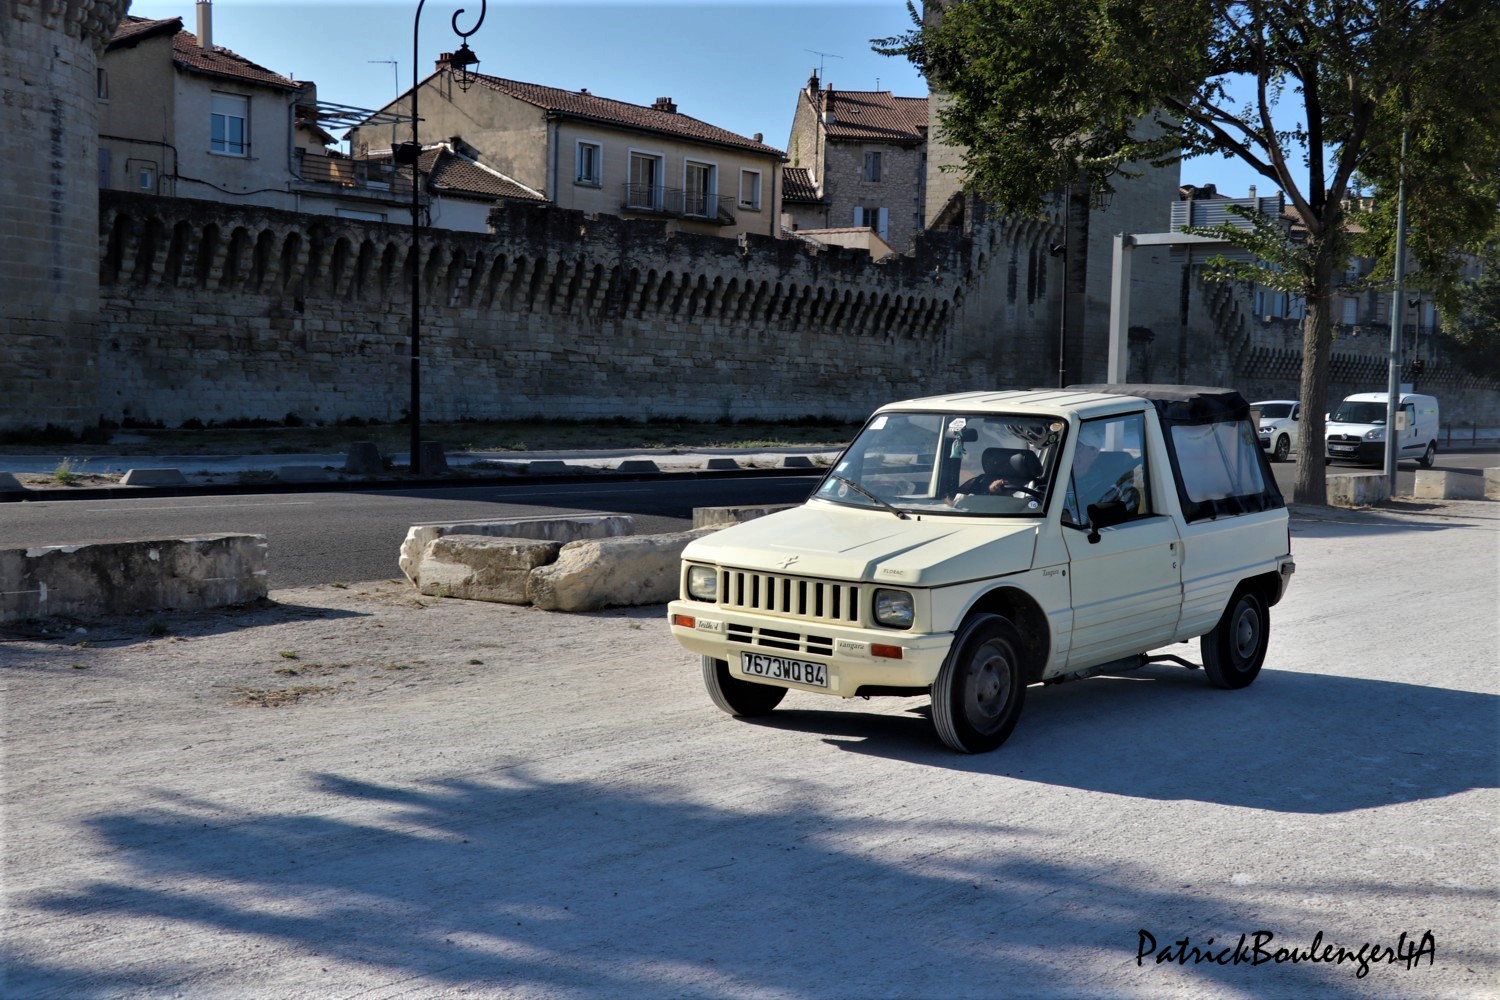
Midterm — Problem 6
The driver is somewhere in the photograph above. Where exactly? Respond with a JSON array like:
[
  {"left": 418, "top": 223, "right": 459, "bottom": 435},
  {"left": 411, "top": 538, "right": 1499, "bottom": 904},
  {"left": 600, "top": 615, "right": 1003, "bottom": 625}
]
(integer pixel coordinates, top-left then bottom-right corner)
[{"left": 957, "top": 447, "right": 1033, "bottom": 496}]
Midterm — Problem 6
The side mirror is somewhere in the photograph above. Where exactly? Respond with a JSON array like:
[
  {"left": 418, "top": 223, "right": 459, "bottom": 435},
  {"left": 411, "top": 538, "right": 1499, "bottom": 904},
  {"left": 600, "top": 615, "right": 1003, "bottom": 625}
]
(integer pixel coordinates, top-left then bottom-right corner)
[{"left": 1085, "top": 500, "right": 1130, "bottom": 543}]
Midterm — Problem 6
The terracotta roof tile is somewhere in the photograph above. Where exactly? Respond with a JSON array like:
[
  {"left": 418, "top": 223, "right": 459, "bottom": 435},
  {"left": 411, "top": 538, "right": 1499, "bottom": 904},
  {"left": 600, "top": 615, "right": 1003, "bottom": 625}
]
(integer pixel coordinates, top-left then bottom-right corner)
[
  {"left": 813, "top": 89, "right": 927, "bottom": 143},
  {"left": 108, "top": 15, "right": 182, "bottom": 48},
  {"left": 470, "top": 74, "right": 785, "bottom": 158},
  {"left": 781, "top": 166, "right": 823, "bottom": 204},
  {"left": 171, "top": 28, "right": 299, "bottom": 90},
  {"left": 366, "top": 144, "right": 546, "bottom": 202}
]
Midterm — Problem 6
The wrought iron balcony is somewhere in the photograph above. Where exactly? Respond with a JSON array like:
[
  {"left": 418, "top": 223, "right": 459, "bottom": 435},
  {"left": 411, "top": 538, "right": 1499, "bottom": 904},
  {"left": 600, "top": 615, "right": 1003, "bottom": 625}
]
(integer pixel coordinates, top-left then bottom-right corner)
[
  {"left": 622, "top": 184, "right": 735, "bottom": 224},
  {"left": 295, "top": 151, "right": 411, "bottom": 195}
]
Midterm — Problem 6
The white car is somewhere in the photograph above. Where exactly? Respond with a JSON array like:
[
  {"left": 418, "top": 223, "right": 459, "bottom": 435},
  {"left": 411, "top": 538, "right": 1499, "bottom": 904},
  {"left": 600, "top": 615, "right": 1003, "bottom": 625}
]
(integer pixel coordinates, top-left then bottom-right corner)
[
  {"left": 1252, "top": 399, "right": 1300, "bottom": 462},
  {"left": 669, "top": 385, "right": 1295, "bottom": 753}
]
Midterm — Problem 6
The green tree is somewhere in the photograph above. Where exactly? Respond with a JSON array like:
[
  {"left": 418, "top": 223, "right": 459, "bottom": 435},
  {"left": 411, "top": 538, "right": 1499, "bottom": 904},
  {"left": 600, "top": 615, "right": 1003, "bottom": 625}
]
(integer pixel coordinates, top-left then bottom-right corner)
[
  {"left": 1444, "top": 237, "right": 1500, "bottom": 380},
  {"left": 877, "top": 0, "right": 1500, "bottom": 504}
]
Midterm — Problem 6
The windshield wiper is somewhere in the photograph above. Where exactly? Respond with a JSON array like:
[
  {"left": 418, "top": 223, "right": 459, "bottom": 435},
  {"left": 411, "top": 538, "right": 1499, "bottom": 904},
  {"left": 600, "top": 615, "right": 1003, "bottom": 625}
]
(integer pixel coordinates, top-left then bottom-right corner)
[{"left": 830, "top": 475, "right": 909, "bottom": 519}]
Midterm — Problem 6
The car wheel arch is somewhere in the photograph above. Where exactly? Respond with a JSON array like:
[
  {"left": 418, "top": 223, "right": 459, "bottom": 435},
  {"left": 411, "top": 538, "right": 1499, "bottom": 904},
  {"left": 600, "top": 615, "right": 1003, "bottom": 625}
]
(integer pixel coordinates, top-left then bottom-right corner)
[{"left": 961, "top": 585, "right": 1050, "bottom": 684}]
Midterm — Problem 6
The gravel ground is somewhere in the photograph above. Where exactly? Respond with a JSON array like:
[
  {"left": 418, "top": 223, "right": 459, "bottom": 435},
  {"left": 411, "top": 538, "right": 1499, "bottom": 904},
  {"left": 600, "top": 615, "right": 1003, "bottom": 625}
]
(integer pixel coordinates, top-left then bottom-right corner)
[{"left": 2, "top": 501, "right": 1497, "bottom": 999}]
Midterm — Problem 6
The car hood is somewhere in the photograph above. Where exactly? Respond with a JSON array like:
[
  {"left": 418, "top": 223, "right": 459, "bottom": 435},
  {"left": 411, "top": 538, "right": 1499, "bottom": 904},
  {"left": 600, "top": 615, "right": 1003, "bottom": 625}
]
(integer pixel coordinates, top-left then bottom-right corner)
[{"left": 682, "top": 501, "right": 1039, "bottom": 587}]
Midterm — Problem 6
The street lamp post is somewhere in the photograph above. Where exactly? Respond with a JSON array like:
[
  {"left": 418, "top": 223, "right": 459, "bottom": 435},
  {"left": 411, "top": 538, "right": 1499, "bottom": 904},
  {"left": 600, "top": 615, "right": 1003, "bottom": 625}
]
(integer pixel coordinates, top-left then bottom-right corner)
[{"left": 397, "top": 1, "right": 485, "bottom": 474}]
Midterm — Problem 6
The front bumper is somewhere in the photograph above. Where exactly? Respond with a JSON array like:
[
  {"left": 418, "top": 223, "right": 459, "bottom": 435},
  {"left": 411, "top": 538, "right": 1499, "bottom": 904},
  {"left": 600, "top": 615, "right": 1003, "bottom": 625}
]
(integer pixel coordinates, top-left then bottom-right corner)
[
  {"left": 668, "top": 600, "right": 953, "bottom": 696},
  {"left": 1326, "top": 439, "right": 1383, "bottom": 464}
]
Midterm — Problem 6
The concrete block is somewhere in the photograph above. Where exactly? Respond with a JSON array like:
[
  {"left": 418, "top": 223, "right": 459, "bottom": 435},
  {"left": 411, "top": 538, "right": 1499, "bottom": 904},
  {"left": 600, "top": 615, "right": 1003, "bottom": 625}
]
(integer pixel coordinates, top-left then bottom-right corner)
[
  {"left": 615, "top": 459, "right": 660, "bottom": 473},
  {"left": 780, "top": 455, "right": 816, "bottom": 468},
  {"left": 693, "top": 504, "right": 799, "bottom": 529},
  {"left": 1413, "top": 469, "right": 1485, "bottom": 501},
  {"left": 343, "top": 441, "right": 383, "bottom": 475},
  {"left": 0, "top": 533, "right": 268, "bottom": 624},
  {"left": 398, "top": 514, "right": 635, "bottom": 585},
  {"left": 1486, "top": 468, "right": 1500, "bottom": 501},
  {"left": 526, "top": 460, "right": 572, "bottom": 474},
  {"left": 1327, "top": 472, "right": 1390, "bottom": 508},
  {"left": 0, "top": 472, "right": 25, "bottom": 494},
  {"left": 528, "top": 528, "right": 720, "bottom": 612},
  {"left": 276, "top": 466, "right": 333, "bottom": 482},
  {"left": 120, "top": 468, "right": 188, "bottom": 486},
  {"left": 418, "top": 536, "right": 563, "bottom": 603},
  {"left": 703, "top": 458, "right": 741, "bottom": 470}
]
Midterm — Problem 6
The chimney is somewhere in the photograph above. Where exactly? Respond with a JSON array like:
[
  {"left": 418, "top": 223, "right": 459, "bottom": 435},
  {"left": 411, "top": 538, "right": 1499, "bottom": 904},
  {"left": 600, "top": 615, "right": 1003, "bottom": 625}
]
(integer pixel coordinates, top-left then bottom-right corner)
[
  {"left": 196, "top": 0, "right": 213, "bottom": 51},
  {"left": 436, "top": 52, "right": 452, "bottom": 71},
  {"left": 1248, "top": 184, "right": 1257, "bottom": 202},
  {"left": 753, "top": 132, "right": 763, "bottom": 143},
  {"left": 651, "top": 97, "right": 677, "bottom": 113}
]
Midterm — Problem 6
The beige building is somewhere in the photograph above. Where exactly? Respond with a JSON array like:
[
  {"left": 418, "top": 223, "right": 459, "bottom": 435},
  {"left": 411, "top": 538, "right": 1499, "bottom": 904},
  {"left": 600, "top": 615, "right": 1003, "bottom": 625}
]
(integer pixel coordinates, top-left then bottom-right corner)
[
  {"left": 98, "top": 7, "right": 305, "bottom": 209},
  {"left": 348, "top": 62, "right": 786, "bottom": 241},
  {"left": 783, "top": 73, "right": 928, "bottom": 252}
]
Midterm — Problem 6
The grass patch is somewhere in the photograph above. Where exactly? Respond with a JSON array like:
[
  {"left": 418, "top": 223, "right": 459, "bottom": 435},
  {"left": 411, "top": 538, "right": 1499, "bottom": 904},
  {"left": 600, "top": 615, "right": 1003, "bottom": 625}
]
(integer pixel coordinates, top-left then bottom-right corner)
[
  {"left": 232, "top": 685, "right": 338, "bottom": 707},
  {"left": 52, "top": 458, "right": 84, "bottom": 486},
  {"left": 146, "top": 618, "right": 171, "bottom": 636}
]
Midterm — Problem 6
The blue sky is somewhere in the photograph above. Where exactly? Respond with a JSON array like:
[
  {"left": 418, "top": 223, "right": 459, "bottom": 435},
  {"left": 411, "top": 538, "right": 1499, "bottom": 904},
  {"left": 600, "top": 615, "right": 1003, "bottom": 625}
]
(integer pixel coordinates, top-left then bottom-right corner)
[{"left": 124, "top": 0, "right": 1262, "bottom": 196}]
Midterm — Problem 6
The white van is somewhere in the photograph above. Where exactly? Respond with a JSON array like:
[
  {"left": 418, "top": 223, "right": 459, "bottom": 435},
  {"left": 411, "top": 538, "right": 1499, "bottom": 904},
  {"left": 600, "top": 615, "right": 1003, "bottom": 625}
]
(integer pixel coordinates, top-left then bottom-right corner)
[{"left": 1325, "top": 392, "right": 1439, "bottom": 467}]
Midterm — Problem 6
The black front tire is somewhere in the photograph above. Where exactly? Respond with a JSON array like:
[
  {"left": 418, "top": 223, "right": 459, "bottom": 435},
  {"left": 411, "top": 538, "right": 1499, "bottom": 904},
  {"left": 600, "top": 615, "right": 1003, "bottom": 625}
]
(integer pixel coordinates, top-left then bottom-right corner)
[
  {"left": 1200, "top": 590, "right": 1269, "bottom": 689},
  {"left": 1273, "top": 435, "right": 1291, "bottom": 462},
  {"left": 702, "top": 656, "right": 786, "bottom": 716},
  {"left": 931, "top": 614, "right": 1028, "bottom": 753}
]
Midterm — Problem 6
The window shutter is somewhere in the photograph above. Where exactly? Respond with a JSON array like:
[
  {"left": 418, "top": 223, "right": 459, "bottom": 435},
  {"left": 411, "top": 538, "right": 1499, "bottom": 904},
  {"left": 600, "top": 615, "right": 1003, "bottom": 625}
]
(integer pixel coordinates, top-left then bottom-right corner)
[
  {"left": 853, "top": 206, "right": 864, "bottom": 227},
  {"left": 876, "top": 207, "right": 889, "bottom": 240}
]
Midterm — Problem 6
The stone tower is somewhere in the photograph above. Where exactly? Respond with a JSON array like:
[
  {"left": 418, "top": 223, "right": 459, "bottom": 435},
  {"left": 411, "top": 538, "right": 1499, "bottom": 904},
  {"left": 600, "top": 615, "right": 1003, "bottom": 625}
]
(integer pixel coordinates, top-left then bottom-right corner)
[{"left": 1, "top": 0, "right": 129, "bottom": 433}]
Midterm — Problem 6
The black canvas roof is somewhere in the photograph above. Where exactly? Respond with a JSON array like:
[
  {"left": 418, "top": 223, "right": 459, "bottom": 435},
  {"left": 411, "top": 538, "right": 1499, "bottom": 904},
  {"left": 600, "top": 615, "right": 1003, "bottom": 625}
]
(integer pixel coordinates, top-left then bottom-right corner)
[{"left": 1066, "top": 384, "right": 1252, "bottom": 424}]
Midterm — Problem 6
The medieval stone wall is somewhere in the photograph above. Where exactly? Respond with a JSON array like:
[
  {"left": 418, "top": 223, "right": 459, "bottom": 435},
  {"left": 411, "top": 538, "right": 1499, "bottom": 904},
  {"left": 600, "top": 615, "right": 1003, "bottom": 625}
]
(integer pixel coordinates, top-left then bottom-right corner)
[
  {"left": 94, "top": 191, "right": 1072, "bottom": 427},
  {"left": 2, "top": 0, "right": 128, "bottom": 431}
]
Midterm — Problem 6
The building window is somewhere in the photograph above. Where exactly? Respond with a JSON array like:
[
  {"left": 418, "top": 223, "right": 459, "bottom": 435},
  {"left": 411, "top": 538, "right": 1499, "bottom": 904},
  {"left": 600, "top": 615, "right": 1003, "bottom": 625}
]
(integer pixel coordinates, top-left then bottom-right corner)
[
  {"left": 627, "top": 151, "right": 663, "bottom": 210},
  {"left": 738, "top": 168, "right": 761, "bottom": 210},
  {"left": 853, "top": 205, "right": 889, "bottom": 241},
  {"left": 684, "top": 160, "right": 716, "bottom": 217},
  {"left": 137, "top": 165, "right": 157, "bottom": 191},
  {"left": 210, "top": 93, "right": 248, "bottom": 156},
  {"left": 576, "top": 141, "right": 601, "bottom": 186},
  {"left": 96, "top": 68, "right": 109, "bottom": 100},
  {"left": 863, "top": 150, "right": 882, "bottom": 182}
]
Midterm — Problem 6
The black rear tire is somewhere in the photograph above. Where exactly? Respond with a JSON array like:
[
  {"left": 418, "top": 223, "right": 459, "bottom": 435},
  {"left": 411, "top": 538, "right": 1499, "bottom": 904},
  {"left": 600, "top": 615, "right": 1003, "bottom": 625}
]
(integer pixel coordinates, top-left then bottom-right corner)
[
  {"left": 931, "top": 614, "right": 1028, "bottom": 753},
  {"left": 1200, "top": 590, "right": 1269, "bottom": 689},
  {"left": 702, "top": 655, "right": 786, "bottom": 716},
  {"left": 1418, "top": 441, "right": 1436, "bottom": 468}
]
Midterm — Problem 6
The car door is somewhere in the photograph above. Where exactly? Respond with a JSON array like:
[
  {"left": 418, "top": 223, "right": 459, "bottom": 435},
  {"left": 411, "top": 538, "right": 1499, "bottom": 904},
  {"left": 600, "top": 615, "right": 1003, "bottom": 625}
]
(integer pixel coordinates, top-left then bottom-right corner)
[{"left": 1060, "top": 414, "right": 1183, "bottom": 669}]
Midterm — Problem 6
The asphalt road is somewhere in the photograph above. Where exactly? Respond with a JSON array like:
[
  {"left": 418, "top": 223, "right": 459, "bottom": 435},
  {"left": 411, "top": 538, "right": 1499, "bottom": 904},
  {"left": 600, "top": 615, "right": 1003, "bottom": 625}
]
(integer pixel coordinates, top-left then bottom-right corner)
[
  {"left": 1, "top": 451, "right": 1493, "bottom": 589},
  {"left": 0, "top": 475, "right": 821, "bottom": 588}
]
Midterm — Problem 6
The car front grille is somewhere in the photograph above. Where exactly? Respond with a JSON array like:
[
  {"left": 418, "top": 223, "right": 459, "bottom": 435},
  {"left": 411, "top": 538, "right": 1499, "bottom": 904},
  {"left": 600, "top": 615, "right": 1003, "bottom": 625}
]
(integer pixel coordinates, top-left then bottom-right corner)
[
  {"left": 1328, "top": 433, "right": 1362, "bottom": 444},
  {"left": 725, "top": 623, "right": 836, "bottom": 657},
  {"left": 717, "top": 568, "right": 861, "bottom": 626}
]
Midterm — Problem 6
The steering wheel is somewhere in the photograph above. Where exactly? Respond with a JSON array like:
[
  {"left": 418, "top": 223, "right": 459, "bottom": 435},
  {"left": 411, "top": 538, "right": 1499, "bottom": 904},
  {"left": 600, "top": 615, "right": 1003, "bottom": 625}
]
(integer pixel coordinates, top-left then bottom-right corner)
[{"left": 1007, "top": 484, "right": 1044, "bottom": 500}]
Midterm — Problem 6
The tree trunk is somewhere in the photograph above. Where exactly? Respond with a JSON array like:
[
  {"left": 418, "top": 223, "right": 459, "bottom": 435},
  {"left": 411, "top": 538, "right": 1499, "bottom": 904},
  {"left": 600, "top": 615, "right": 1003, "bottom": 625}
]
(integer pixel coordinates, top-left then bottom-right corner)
[{"left": 1293, "top": 251, "right": 1338, "bottom": 505}]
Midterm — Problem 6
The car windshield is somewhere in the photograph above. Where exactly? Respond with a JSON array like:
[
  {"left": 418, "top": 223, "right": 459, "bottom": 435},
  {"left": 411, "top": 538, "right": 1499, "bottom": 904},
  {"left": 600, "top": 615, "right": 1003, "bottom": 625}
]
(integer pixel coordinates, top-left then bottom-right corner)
[
  {"left": 814, "top": 411, "right": 1064, "bottom": 517},
  {"left": 1332, "top": 401, "right": 1388, "bottom": 424},
  {"left": 1257, "top": 403, "right": 1293, "bottom": 419}
]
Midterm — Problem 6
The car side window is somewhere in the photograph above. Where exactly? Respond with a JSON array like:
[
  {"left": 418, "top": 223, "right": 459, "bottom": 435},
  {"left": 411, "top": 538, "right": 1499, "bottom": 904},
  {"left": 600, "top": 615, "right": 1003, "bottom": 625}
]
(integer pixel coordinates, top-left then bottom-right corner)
[{"left": 1063, "top": 414, "right": 1152, "bottom": 525}]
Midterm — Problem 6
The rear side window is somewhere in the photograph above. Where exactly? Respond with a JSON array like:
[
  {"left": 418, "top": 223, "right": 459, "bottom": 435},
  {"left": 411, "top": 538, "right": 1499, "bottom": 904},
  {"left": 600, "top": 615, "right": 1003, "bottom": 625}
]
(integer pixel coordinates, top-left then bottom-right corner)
[{"left": 1169, "top": 418, "right": 1273, "bottom": 519}]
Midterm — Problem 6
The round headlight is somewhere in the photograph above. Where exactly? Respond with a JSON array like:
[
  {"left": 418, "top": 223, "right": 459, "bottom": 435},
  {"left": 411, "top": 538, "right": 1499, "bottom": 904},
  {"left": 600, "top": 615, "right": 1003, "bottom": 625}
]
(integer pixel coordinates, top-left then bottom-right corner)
[
  {"left": 686, "top": 565, "right": 718, "bottom": 602},
  {"left": 1364, "top": 428, "right": 1384, "bottom": 441},
  {"left": 873, "top": 589, "right": 914, "bottom": 629}
]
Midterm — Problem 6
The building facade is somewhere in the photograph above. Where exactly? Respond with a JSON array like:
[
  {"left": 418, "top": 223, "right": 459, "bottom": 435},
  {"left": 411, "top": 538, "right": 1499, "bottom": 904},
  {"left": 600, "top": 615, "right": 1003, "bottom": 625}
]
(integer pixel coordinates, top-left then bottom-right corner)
[
  {"left": 783, "top": 73, "right": 928, "bottom": 252},
  {"left": 348, "top": 64, "right": 786, "bottom": 242}
]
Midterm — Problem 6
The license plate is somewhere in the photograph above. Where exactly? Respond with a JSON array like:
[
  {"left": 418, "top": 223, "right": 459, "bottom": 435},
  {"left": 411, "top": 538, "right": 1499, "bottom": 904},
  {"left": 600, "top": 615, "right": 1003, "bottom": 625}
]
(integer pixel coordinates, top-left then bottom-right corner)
[
  {"left": 740, "top": 652, "right": 828, "bottom": 688},
  {"left": 1331, "top": 445, "right": 1355, "bottom": 453}
]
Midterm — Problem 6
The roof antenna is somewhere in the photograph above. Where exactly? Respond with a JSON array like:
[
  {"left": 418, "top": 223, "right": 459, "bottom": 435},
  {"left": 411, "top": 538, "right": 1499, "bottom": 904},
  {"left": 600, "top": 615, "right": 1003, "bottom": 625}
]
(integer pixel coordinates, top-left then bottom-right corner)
[{"left": 803, "top": 49, "right": 842, "bottom": 80}]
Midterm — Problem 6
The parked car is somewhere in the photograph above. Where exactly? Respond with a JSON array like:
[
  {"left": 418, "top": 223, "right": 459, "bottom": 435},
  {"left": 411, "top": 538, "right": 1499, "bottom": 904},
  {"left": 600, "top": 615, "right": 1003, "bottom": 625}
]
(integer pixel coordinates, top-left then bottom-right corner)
[
  {"left": 1252, "top": 399, "right": 1300, "bottom": 462},
  {"left": 668, "top": 385, "right": 1296, "bottom": 753},
  {"left": 1325, "top": 391, "right": 1440, "bottom": 467}
]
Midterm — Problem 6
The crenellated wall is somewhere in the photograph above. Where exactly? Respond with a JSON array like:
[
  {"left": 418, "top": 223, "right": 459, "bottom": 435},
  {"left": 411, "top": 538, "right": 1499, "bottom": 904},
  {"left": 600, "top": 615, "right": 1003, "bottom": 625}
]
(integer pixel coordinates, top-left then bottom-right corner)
[{"left": 95, "top": 191, "right": 1037, "bottom": 426}]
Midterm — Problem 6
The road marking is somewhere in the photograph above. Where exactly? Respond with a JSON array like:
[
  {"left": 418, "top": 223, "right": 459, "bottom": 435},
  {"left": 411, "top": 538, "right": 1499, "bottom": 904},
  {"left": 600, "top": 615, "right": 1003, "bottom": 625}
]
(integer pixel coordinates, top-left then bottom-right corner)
[{"left": 84, "top": 501, "right": 319, "bottom": 512}]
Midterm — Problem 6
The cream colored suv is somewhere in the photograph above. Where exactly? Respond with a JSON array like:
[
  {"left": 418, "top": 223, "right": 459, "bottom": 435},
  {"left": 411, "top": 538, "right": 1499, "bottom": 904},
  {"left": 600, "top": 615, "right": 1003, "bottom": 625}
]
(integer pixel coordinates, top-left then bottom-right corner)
[{"left": 668, "top": 385, "right": 1295, "bottom": 753}]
